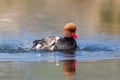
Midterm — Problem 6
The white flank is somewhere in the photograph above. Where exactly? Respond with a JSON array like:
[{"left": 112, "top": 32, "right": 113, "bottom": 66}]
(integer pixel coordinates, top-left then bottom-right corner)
[{"left": 36, "top": 44, "right": 42, "bottom": 50}]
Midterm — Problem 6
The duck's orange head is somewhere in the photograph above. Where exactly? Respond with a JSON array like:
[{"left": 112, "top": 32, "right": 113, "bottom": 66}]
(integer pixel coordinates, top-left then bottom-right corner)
[
  {"left": 64, "top": 23, "right": 78, "bottom": 39},
  {"left": 64, "top": 23, "right": 76, "bottom": 33}
]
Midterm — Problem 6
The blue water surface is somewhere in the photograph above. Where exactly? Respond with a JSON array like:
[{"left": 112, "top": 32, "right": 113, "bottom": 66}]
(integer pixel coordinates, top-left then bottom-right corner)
[{"left": 0, "top": 32, "right": 119, "bottom": 61}]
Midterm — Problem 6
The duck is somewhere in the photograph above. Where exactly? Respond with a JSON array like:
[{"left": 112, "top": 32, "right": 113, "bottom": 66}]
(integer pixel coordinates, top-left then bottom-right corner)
[{"left": 32, "top": 23, "right": 78, "bottom": 51}]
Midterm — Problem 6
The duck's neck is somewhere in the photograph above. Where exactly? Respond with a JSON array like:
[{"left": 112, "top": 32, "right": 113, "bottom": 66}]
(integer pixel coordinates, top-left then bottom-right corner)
[{"left": 64, "top": 37, "right": 73, "bottom": 39}]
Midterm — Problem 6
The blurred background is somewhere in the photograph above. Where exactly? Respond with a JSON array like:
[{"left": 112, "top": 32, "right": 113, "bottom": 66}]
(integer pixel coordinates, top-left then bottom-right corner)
[
  {"left": 0, "top": 0, "right": 120, "bottom": 40},
  {"left": 0, "top": 0, "right": 120, "bottom": 80}
]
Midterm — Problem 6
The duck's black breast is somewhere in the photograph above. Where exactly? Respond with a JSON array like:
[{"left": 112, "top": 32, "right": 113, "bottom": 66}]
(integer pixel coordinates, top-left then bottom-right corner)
[{"left": 54, "top": 37, "right": 77, "bottom": 51}]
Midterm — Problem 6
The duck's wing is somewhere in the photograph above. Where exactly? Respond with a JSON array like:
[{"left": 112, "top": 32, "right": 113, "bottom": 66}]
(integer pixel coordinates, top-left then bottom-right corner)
[
  {"left": 43, "top": 36, "right": 60, "bottom": 50},
  {"left": 32, "top": 36, "right": 60, "bottom": 50}
]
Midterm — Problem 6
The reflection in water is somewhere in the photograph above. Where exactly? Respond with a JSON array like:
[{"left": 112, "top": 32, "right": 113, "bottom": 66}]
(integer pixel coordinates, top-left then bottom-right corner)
[
  {"left": 1, "top": 59, "right": 120, "bottom": 80},
  {"left": 63, "top": 50, "right": 76, "bottom": 80},
  {"left": 63, "top": 60, "right": 76, "bottom": 80}
]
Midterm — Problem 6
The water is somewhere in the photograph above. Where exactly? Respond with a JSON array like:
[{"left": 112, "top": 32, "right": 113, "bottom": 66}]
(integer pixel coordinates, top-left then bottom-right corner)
[{"left": 0, "top": 0, "right": 120, "bottom": 80}]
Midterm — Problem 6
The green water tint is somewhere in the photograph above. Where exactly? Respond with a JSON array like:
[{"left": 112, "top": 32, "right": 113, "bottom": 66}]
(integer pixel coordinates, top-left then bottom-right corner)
[
  {"left": 0, "top": 0, "right": 120, "bottom": 36},
  {"left": 0, "top": 61, "right": 120, "bottom": 80}
]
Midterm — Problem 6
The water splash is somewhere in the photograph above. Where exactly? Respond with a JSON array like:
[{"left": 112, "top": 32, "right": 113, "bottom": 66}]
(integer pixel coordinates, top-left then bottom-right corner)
[
  {"left": 0, "top": 31, "right": 120, "bottom": 61},
  {"left": 0, "top": 39, "right": 119, "bottom": 53}
]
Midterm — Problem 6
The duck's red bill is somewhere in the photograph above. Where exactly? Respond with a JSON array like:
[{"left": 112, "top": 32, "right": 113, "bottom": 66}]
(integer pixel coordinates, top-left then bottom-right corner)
[{"left": 72, "top": 33, "right": 78, "bottom": 39}]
